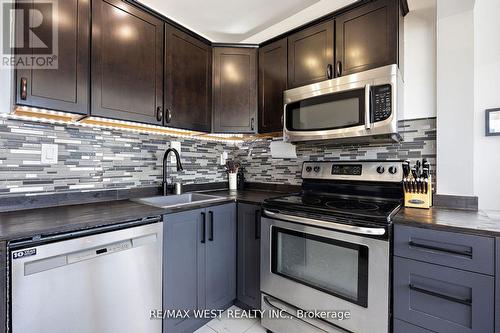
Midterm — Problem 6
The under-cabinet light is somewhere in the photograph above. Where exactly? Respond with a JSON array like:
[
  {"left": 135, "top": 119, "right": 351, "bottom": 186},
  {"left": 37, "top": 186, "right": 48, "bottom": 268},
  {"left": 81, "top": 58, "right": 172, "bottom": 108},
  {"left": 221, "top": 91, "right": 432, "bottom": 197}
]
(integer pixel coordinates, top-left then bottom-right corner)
[{"left": 7, "top": 106, "right": 250, "bottom": 144}]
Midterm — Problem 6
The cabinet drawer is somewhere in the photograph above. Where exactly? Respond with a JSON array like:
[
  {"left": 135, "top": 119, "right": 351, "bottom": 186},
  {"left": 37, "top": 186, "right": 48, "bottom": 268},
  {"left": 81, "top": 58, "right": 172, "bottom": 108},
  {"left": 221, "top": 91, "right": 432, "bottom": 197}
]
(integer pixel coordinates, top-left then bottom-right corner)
[
  {"left": 394, "top": 225, "right": 494, "bottom": 275},
  {"left": 394, "top": 319, "right": 436, "bottom": 333},
  {"left": 394, "top": 257, "right": 495, "bottom": 333}
]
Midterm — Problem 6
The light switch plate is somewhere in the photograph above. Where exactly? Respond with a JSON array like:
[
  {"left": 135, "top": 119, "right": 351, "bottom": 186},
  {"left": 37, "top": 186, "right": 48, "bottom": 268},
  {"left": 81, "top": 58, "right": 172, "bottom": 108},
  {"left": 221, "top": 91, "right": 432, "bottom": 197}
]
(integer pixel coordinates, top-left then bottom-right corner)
[
  {"left": 41, "top": 144, "right": 58, "bottom": 164},
  {"left": 220, "top": 151, "right": 228, "bottom": 165},
  {"left": 170, "top": 141, "right": 181, "bottom": 163}
]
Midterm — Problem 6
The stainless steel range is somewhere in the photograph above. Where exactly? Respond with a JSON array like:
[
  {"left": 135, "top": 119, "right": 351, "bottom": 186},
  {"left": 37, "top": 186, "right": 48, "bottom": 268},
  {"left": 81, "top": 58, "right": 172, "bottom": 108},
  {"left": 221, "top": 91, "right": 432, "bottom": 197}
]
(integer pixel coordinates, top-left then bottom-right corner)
[{"left": 260, "top": 161, "right": 404, "bottom": 333}]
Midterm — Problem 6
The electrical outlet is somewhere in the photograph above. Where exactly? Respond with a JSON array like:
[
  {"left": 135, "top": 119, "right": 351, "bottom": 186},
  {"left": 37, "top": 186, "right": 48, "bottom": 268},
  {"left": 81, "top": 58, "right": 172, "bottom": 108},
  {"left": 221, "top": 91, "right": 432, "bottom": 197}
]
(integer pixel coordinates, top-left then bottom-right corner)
[
  {"left": 41, "top": 144, "right": 58, "bottom": 164},
  {"left": 170, "top": 141, "right": 181, "bottom": 163}
]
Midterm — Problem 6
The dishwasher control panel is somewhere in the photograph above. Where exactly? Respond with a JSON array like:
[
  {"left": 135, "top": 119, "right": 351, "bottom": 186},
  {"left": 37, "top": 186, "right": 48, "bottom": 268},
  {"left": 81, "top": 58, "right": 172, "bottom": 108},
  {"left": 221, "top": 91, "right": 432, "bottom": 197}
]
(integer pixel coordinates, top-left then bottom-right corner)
[{"left": 67, "top": 240, "right": 132, "bottom": 264}]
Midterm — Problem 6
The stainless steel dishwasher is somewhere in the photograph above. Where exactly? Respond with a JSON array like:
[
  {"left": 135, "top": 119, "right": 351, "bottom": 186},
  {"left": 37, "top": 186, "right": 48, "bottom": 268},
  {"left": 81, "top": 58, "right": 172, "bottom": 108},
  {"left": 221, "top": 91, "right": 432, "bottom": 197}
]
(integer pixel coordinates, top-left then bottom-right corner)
[{"left": 10, "top": 217, "right": 163, "bottom": 333}]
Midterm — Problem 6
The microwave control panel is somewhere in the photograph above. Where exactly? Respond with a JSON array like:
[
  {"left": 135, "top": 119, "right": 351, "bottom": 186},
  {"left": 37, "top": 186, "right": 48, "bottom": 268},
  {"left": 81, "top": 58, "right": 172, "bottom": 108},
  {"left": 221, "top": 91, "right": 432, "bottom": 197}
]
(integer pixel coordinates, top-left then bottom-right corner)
[{"left": 372, "top": 84, "right": 392, "bottom": 122}]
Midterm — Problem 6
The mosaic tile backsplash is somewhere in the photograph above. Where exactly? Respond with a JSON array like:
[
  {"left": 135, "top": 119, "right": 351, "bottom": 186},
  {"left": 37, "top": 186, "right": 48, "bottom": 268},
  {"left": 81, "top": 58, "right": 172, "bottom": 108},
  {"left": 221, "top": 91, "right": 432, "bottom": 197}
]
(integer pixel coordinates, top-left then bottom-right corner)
[
  {"left": 0, "top": 117, "right": 436, "bottom": 196},
  {"left": 0, "top": 117, "right": 232, "bottom": 196},
  {"left": 234, "top": 117, "right": 437, "bottom": 186}
]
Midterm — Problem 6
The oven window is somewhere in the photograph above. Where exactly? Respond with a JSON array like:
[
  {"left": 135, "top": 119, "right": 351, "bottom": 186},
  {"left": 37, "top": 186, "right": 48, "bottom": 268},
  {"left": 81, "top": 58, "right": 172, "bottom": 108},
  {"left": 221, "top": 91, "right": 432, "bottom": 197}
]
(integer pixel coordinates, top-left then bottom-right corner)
[
  {"left": 285, "top": 88, "right": 365, "bottom": 131},
  {"left": 271, "top": 227, "right": 369, "bottom": 307}
]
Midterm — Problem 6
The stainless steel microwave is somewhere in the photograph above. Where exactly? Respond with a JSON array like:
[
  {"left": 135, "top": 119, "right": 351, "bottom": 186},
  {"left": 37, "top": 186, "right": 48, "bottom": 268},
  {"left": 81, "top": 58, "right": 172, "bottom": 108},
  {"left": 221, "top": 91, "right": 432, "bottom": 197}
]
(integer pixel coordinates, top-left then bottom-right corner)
[{"left": 283, "top": 65, "right": 404, "bottom": 143}]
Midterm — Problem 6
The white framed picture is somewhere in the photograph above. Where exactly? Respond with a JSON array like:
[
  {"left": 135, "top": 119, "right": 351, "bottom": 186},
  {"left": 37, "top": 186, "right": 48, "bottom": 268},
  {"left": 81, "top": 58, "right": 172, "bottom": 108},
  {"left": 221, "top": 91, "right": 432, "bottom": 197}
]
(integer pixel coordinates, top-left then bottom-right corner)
[{"left": 486, "top": 108, "right": 500, "bottom": 136}]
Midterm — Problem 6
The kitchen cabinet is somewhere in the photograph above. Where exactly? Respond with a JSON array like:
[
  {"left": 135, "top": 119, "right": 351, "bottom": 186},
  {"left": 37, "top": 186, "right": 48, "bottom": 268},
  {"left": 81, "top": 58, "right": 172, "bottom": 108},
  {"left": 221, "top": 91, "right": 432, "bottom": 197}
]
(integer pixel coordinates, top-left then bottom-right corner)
[
  {"left": 236, "top": 203, "right": 261, "bottom": 310},
  {"left": 16, "top": 0, "right": 90, "bottom": 115},
  {"left": 205, "top": 204, "right": 237, "bottom": 309},
  {"left": 394, "top": 225, "right": 495, "bottom": 275},
  {"left": 164, "top": 208, "right": 205, "bottom": 333},
  {"left": 496, "top": 238, "right": 500, "bottom": 333},
  {"left": 393, "top": 225, "right": 496, "bottom": 333},
  {"left": 91, "top": 0, "right": 164, "bottom": 125},
  {"left": 287, "top": 20, "right": 334, "bottom": 88},
  {"left": 164, "top": 203, "right": 236, "bottom": 333},
  {"left": 258, "top": 38, "right": 287, "bottom": 133},
  {"left": 212, "top": 47, "right": 257, "bottom": 133},
  {"left": 394, "top": 319, "right": 436, "bottom": 332},
  {"left": 335, "top": 0, "right": 401, "bottom": 77},
  {"left": 165, "top": 24, "right": 212, "bottom": 132}
]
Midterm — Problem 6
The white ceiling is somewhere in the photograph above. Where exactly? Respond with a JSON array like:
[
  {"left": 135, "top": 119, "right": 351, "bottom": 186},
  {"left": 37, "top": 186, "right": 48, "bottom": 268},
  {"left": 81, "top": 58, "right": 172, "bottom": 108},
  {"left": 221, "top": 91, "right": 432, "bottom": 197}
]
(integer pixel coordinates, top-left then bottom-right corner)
[{"left": 138, "top": 0, "right": 358, "bottom": 43}]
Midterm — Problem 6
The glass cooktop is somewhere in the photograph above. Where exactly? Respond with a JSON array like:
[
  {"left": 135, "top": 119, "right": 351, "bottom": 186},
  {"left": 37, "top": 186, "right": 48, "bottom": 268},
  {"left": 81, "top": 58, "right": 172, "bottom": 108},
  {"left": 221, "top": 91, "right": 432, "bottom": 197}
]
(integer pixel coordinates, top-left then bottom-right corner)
[{"left": 264, "top": 193, "right": 402, "bottom": 222}]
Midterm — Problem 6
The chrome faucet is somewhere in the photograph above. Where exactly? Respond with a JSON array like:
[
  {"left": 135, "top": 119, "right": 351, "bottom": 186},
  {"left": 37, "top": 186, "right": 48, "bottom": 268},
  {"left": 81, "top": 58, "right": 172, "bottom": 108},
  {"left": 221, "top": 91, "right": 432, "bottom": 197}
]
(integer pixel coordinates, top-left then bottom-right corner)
[{"left": 163, "top": 148, "right": 183, "bottom": 196}]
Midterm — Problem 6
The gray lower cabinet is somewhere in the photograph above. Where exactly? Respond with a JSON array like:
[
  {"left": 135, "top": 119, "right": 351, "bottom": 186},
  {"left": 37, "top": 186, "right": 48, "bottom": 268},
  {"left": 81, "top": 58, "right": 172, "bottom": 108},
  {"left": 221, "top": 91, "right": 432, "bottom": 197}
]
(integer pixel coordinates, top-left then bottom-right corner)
[
  {"left": 393, "top": 225, "right": 496, "bottom": 333},
  {"left": 164, "top": 203, "right": 236, "bottom": 333},
  {"left": 205, "top": 204, "right": 237, "bottom": 310},
  {"left": 236, "top": 203, "right": 261, "bottom": 310},
  {"left": 394, "top": 319, "right": 436, "bottom": 332},
  {"left": 496, "top": 238, "right": 500, "bottom": 333}
]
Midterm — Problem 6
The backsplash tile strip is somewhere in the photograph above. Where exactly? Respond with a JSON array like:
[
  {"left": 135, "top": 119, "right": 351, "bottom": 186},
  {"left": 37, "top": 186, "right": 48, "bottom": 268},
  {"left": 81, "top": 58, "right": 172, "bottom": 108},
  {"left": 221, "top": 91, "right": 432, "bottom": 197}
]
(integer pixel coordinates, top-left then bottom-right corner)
[
  {"left": 0, "top": 117, "right": 436, "bottom": 198},
  {"left": 232, "top": 118, "right": 437, "bottom": 187},
  {"left": 0, "top": 118, "right": 232, "bottom": 196}
]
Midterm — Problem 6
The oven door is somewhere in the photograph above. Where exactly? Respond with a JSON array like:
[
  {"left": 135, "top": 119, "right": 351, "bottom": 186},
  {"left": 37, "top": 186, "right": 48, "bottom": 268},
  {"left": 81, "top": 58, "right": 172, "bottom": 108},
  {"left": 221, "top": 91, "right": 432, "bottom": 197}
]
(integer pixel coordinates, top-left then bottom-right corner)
[{"left": 260, "top": 216, "right": 390, "bottom": 333}]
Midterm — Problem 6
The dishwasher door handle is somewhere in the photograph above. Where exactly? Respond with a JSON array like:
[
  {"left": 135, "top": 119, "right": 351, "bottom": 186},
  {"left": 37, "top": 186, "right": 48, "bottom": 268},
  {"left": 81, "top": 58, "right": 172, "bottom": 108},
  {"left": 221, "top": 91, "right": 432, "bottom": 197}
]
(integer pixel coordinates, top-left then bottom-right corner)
[{"left": 23, "top": 232, "right": 159, "bottom": 276}]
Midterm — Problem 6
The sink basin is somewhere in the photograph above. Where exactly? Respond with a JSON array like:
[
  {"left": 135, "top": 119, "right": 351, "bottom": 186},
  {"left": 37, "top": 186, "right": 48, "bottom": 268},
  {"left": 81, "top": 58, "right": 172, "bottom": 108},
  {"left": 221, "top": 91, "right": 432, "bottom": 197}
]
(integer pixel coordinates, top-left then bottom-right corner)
[{"left": 134, "top": 193, "right": 226, "bottom": 209}]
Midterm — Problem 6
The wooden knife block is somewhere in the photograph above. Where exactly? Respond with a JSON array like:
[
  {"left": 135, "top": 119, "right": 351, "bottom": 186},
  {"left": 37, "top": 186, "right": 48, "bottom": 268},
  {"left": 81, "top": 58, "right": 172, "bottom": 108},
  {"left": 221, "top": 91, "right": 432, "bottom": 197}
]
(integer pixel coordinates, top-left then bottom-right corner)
[{"left": 404, "top": 176, "right": 432, "bottom": 209}]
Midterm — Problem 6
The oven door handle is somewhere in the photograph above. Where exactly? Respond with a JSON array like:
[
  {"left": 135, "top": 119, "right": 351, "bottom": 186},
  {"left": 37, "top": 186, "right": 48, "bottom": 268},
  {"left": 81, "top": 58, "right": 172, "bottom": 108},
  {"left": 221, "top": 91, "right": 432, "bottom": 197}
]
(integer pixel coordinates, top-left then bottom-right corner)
[
  {"left": 262, "top": 296, "right": 330, "bottom": 332},
  {"left": 263, "top": 210, "right": 386, "bottom": 236}
]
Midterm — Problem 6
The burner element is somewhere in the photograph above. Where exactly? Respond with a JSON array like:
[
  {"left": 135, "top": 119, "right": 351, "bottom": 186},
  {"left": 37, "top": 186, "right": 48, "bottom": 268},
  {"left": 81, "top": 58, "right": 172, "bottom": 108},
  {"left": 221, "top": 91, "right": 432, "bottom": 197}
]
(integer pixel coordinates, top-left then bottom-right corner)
[
  {"left": 325, "top": 200, "right": 379, "bottom": 212},
  {"left": 301, "top": 196, "right": 321, "bottom": 205}
]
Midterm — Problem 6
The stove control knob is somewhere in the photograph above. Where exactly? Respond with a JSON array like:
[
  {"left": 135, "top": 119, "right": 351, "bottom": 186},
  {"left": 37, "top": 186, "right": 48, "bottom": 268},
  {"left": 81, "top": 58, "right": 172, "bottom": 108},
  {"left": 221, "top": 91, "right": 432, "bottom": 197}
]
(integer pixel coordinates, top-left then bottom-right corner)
[
  {"left": 389, "top": 166, "right": 398, "bottom": 174},
  {"left": 305, "top": 166, "right": 312, "bottom": 172},
  {"left": 376, "top": 166, "right": 385, "bottom": 174},
  {"left": 313, "top": 166, "right": 321, "bottom": 173}
]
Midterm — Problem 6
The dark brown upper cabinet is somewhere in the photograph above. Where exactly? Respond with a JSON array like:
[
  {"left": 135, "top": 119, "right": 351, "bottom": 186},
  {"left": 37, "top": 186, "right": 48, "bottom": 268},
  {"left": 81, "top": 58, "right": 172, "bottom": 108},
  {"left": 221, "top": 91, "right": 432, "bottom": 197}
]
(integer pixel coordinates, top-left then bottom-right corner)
[
  {"left": 335, "top": 0, "right": 400, "bottom": 77},
  {"left": 165, "top": 24, "right": 212, "bottom": 132},
  {"left": 212, "top": 47, "right": 257, "bottom": 133},
  {"left": 91, "top": 0, "right": 164, "bottom": 125},
  {"left": 258, "top": 38, "right": 287, "bottom": 133},
  {"left": 287, "top": 20, "right": 334, "bottom": 89},
  {"left": 16, "top": 0, "right": 90, "bottom": 115}
]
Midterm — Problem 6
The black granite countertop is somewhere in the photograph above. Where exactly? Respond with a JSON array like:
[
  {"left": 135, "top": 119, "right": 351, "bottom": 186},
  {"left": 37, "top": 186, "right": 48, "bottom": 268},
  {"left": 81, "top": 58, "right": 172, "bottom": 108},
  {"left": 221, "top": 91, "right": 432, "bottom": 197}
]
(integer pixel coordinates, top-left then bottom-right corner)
[
  {"left": 394, "top": 207, "right": 500, "bottom": 237},
  {"left": 0, "top": 200, "right": 166, "bottom": 242},
  {"left": 202, "top": 189, "right": 292, "bottom": 205},
  {"left": 0, "top": 189, "right": 290, "bottom": 242}
]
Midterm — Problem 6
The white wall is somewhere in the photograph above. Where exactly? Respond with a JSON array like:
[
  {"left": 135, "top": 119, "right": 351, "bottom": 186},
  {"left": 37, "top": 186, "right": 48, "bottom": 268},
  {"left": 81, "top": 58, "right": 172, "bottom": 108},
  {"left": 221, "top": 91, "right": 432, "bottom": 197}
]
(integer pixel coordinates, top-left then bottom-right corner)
[
  {"left": 473, "top": 0, "right": 500, "bottom": 210},
  {"left": 435, "top": 1, "right": 475, "bottom": 196},
  {"left": 403, "top": 0, "right": 436, "bottom": 120}
]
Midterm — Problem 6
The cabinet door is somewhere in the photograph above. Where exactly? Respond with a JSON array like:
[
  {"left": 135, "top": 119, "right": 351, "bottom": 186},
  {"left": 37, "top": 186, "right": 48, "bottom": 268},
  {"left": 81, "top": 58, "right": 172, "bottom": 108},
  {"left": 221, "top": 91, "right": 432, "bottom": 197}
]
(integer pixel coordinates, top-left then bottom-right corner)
[
  {"left": 165, "top": 24, "right": 212, "bottom": 132},
  {"left": 394, "top": 257, "right": 495, "bottom": 333},
  {"left": 287, "top": 20, "right": 334, "bottom": 88},
  {"left": 496, "top": 238, "right": 500, "bottom": 333},
  {"left": 91, "top": 0, "right": 164, "bottom": 125},
  {"left": 237, "top": 203, "right": 261, "bottom": 310},
  {"left": 16, "top": 0, "right": 89, "bottom": 114},
  {"left": 213, "top": 47, "right": 257, "bottom": 133},
  {"left": 164, "top": 209, "right": 206, "bottom": 333},
  {"left": 394, "top": 225, "right": 495, "bottom": 275},
  {"left": 205, "top": 203, "right": 237, "bottom": 309},
  {"left": 258, "top": 38, "right": 287, "bottom": 133},
  {"left": 394, "top": 319, "right": 436, "bottom": 333},
  {"left": 335, "top": 0, "right": 399, "bottom": 77}
]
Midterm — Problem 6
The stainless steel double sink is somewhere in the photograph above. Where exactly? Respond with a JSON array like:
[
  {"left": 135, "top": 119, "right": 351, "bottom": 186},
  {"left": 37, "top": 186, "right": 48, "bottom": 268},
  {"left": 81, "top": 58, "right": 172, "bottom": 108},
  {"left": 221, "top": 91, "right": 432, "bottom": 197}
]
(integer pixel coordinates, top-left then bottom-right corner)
[{"left": 134, "top": 193, "right": 226, "bottom": 209}]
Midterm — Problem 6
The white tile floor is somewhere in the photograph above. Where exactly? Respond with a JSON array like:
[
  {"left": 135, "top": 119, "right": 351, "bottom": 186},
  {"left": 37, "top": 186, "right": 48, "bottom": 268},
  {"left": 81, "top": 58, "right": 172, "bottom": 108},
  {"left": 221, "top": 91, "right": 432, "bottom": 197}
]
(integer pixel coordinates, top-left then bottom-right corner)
[{"left": 195, "top": 306, "right": 267, "bottom": 333}]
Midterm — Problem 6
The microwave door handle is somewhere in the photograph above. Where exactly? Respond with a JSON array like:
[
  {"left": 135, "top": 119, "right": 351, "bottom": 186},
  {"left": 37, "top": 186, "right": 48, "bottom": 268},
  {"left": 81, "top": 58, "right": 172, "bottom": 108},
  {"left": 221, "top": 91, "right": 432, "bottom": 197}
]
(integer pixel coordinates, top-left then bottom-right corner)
[{"left": 365, "top": 84, "right": 372, "bottom": 130}]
